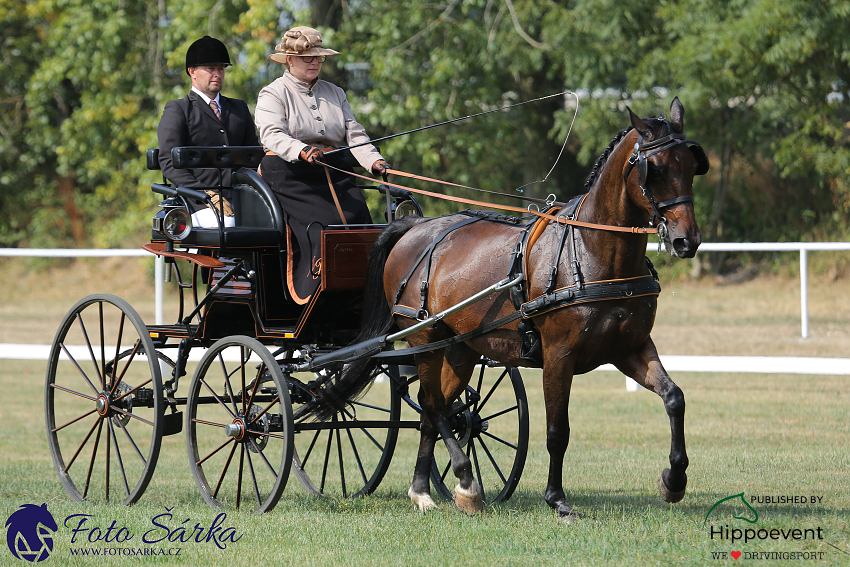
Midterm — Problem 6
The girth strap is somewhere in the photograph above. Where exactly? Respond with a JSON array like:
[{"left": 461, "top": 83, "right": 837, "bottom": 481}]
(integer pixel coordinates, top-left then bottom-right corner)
[{"left": 521, "top": 274, "right": 661, "bottom": 319}]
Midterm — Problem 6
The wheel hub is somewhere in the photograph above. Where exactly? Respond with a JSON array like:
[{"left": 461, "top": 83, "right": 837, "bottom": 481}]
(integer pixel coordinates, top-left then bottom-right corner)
[
  {"left": 224, "top": 419, "right": 246, "bottom": 441},
  {"left": 96, "top": 394, "right": 109, "bottom": 416}
]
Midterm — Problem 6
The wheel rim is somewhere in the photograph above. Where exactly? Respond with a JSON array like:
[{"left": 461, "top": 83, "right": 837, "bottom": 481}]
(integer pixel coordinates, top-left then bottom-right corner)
[
  {"left": 45, "top": 294, "right": 163, "bottom": 505},
  {"left": 186, "top": 336, "right": 293, "bottom": 513},
  {"left": 290, "top": 363, "right": 402, "bottom": 498},
  {"left": 430, "top": 364, "right": 529, "bottom": 504}
]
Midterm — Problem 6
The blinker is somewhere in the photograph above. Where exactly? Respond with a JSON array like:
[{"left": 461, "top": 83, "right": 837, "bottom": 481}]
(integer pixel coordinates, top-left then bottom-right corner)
[{"left": 689, "top": 145, "right": 709, "bottom": 176}]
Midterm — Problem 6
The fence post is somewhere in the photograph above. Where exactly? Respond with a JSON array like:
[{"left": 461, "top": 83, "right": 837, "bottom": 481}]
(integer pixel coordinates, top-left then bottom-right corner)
[{"left": 800, "top": 247, "right": 808, "bottom": 339}]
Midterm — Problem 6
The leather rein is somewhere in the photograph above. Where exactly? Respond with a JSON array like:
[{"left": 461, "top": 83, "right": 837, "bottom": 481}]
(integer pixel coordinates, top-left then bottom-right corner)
[{"left": 320, "top": 130, "right": 701, "bottom": 236}]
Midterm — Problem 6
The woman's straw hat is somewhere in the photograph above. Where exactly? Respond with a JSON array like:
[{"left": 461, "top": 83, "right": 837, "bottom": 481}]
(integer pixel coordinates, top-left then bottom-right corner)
[{"left": 268, "top": 26, "right": 340, "bottom": 64}]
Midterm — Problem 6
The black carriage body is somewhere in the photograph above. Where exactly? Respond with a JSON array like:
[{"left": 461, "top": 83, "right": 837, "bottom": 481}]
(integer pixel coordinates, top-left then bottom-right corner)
[{"left": 145, "top": 146, "right": 382, "bottom": 348}]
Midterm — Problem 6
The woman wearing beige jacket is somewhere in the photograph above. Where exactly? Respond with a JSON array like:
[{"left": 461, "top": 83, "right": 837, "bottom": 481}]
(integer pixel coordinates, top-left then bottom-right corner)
[{"left": 255, "top": 26, "right": 389, "bottom": 303}]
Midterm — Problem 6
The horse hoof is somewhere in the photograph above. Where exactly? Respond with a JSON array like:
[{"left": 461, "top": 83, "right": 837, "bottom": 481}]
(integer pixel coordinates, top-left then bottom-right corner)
[
  {"left": 658, "top": 469, "right": 687, "bottom": 503},
  {"left": 408, "top": 487, "right": 438, "bottom": 512},
  {"left": 454, "top": 481, "right": 483, "bottom": 515},
  {"left": 558, "top": 508, "right": 583, "bottom": 524}
]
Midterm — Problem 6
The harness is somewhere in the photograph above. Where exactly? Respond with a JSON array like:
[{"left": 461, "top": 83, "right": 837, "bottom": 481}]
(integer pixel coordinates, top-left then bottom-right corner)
[{"left": 622, "top": 131, "right": 708, "bottom": 242}]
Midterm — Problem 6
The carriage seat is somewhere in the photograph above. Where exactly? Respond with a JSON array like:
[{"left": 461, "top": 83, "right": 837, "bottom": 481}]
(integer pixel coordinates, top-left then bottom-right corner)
[{"left": 147, "top": 147, "right": 284, "bottom": 248}]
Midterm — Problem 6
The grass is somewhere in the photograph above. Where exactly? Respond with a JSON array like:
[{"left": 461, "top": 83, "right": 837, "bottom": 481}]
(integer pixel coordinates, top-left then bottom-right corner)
[{"left": 1, "top": 257, "right": 849, "bottom": 565}]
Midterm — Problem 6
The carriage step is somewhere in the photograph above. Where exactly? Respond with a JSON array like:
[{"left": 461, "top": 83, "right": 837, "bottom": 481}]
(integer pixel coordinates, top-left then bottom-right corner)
[{"left": 163, "top": 411, "right": 183, "bottom": 436}]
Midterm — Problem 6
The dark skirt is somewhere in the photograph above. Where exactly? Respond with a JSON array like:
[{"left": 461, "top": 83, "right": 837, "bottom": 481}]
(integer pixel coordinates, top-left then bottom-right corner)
[{"left": 260, "top": 153, "right": 372, "bottom": 303}]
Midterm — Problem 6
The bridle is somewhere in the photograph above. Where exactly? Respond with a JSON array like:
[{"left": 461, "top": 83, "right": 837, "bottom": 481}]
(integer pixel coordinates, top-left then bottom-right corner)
[{"left": 622, "top": 128, "right": 708, "bottom": 241}]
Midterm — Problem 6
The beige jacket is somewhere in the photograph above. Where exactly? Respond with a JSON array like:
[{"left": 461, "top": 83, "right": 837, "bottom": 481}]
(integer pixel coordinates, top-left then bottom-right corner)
[{"left": 255, "top": 71, "right": 384, "bottom": 169}]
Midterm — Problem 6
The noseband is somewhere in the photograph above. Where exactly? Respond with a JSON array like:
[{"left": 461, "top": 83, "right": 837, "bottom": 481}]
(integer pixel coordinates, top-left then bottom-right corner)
[{"left": 622, "top": 130, "right": 708, "bottom": 239}]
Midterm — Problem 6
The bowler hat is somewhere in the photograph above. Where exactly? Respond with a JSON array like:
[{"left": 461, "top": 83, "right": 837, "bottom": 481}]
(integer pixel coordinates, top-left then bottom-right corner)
[{"left": 185, "top": 36, "right": 231, "bottom": 75}]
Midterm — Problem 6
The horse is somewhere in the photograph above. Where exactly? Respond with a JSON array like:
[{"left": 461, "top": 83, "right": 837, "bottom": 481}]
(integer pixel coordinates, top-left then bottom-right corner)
[{"left": 303, "top": 97, "right": 708, "bottom": 519}]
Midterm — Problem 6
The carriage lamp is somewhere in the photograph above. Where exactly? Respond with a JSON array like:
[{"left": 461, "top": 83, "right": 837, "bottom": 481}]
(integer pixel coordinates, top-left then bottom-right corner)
[
  {"left": 391, "top": 199, "right": 423, "bottom": 220},
  {"left": 152, "top": 198, "right": 192, "bottom": 242},
  {"left": 163, "top": 208, "right": 192, "bottom": 241}
]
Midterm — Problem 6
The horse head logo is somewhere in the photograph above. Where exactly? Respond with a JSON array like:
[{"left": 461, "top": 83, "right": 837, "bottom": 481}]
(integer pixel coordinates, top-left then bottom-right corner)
[
  {"left": 704, "top": 492, "right": 759, "bottom": 526},
  {"left": 5, "top": 504, "right": 58, "bottom": 562}
]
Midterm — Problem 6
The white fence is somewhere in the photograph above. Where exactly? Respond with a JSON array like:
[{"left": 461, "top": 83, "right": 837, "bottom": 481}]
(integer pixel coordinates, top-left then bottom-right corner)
[{"left": 2, "top": 241, "right": 850, "bottom": 336}]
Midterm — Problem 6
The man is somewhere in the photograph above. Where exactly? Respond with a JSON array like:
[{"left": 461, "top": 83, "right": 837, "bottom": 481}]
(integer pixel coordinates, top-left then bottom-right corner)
[{"left": 157, "top": 36, "right": 260, "bottom": 227}]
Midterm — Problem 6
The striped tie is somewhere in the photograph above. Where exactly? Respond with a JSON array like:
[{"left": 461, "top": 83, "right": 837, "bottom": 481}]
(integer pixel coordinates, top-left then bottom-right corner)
[{"left": 210, "top": 100, "right": 221, "bottom": 120}]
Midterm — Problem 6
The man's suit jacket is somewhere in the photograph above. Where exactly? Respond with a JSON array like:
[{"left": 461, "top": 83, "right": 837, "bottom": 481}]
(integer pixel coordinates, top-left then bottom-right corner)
[{"left": 156, "top": 90, "right": 260, "bottom": 189}]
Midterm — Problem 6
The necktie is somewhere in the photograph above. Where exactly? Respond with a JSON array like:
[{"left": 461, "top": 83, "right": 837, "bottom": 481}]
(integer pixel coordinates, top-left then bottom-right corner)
[{"left": 210, "top": 100, "right": 221, "bottom": 120}]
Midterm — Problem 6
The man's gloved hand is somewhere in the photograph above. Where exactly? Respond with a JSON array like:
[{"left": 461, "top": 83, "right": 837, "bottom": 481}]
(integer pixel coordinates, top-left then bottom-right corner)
[
  {"left": 371, "top": 159, "right": 391, "bottom": 176},
  {"left": 300, "top": 145, "right": 325, "bottom": 164}
]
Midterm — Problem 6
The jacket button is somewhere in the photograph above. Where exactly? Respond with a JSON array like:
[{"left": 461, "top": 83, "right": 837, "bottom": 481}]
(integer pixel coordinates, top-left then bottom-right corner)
[
  {"left": 319, "top": 130, "right": 325, "bottom": 135},
  {"left": 311, "top": 105, "right": 317, "bottom": 110},
  {"left": 315, "top": 116, "right": 322, "bottom": 121},
  {"left": 307, "top": 91, "right": 314, "bottom": 97}
]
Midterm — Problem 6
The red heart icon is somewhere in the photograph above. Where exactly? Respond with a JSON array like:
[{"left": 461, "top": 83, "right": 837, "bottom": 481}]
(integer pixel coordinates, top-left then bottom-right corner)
[{"left": 731, "top": 551, "right": 742, "bottom": 560}]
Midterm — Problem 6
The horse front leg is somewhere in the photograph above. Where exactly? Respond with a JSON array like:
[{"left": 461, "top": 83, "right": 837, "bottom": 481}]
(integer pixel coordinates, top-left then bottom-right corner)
[
  {"left": 541, "top": 358, "right": 581, "bottom": 521},
  {"left": 409, "top": 410, "right": 439, "bottom": 511},
  {"left": 615, "top": 337, "right": 689, "bottom": 503}
]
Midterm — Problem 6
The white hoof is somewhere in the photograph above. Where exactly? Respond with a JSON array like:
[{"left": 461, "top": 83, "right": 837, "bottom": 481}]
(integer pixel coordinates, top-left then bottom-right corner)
[
  {"left": 454, "top": 480, "right": 483, "bottom": 515},
  {"left": 408, "top": 487, "right": 438, "bottom": 511}
]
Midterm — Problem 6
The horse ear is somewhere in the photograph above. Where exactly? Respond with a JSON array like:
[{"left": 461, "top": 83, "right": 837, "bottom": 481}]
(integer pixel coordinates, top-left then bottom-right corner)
[
  {"left": 627, "top": 106, "right": 653, "bottom": 139},
  {"left": 670, "top": 97, "right": 684, "bottom": 133}
]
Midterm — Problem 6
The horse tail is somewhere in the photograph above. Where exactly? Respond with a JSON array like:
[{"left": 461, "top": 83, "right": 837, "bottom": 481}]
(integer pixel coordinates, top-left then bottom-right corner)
[{"left": 296, "top": 215, "right": 421, "bottom": 422}]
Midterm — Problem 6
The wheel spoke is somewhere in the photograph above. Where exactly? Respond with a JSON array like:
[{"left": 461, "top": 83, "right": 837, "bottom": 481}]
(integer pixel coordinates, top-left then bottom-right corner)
[
  {"left": 108, "top": 419, "right": 130, "bottom": 497},
  {"left": 336, "top": 418, "right": 347, "bottom": 498},
  {"left": 60, "top": 343, "right": 100, "bottom": 396},
  {"left": 82, "top": 418, "right": 104, "bottom": 499},
  {"left": 109, "top": 312, "right": 126, "bottom": 389},
  {"left": 76, "top": 310, "right": 105, "bottom": 390},
  {"left": 105, "top": 417, "right": 111, "bottom": 502},
  {"left": 470, "top": 439, "right": 487, "bottom": 504},
  {"left": 111, "top": 407, "right": 154, "bottom": 427},
  {"left": 218, "top": 353, "right": 240, "bottom": 415},
  {"left": 52, "top": 407, "right": 98, "bottom": 433},
  {"left": 199, "top": 377, "right": 237, "bottom": 420},
  {"left": 338, "top": 405, "right": 385, "bottom": 452},
  {"left": 236, "top": 445, "right": 245, "bottom": 509},
  {"left": 320, "top": 427, "right": 334, "bottom": 494},
  {"left": 342, "top": 414, "right": 368, "bottom": 485},
  {"left": 476, "top": 435, "right": 508, "bottom": 485},
  {"left": 247, "top": 436, "right": 278, "bottom": 477},
  {"left": 481, "top": 429, "right": 519, "bottom": 450},
  {"left": 111, "top": 340, "right": 142, "bottom": 392},
  {"left": 64, "top": 416, "right": 102, "bottom": 473},
  {"left": 476, "top": 369, "right": 507, "bottom": 414},
  {"left": 247, "top": 396, "right": 280, "bottom": 426},
  {"left": 440, "top": 459, "right": 451, "bottom": 482},
  {"left": 300, "top": 429, "right": 322, "bottom": 468},
  {"left": 113, "top": 415, "right": 147, "bottom": 464},
  {"left": 197, "top": 436, "right": 234, "bottom": 467},
  {"left": 479, "top": 404, "right": 518, "bottom": 422},
  {"left": 349, "top": 400, "right": 392, "bottom": 413},
  {"left": 98, "top": 302, "right": 106, "bottom": 391},
  {"left": 213, "top": 442, "right": 238, "bottom": 498},
  {"left": 244, "top": 449, "right": 262, "bottom": 507}
]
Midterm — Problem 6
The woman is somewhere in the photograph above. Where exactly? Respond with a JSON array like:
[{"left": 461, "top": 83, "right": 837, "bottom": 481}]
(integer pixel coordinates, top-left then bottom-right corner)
[{"left": 255, "top": 26, "right": 390, "bottom": 304}]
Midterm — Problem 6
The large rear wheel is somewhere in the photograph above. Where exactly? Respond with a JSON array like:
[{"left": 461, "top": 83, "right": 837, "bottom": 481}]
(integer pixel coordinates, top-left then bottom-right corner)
[
  {"left": 45, "top": 294, "right": 163, "bottom": 505},
  {"left": 185, "top": 336, "right": 293, "bottom": 513},
  {"left": 289, "top": 362, "right": 404, "bottom": 498},
  {"left": 430, "top": 362, "right": 529, "bottom": 504}
]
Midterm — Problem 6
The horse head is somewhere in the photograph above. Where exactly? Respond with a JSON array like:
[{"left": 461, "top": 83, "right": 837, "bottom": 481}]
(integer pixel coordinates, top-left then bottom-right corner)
[{"left": 624, "top": 97, "right": 708, "bottom": 258}]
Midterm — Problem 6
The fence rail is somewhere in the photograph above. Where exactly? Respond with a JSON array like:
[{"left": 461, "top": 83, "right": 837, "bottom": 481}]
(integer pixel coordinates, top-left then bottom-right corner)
[{"left": 2, "top": 242, "right": 850, "bottom": 336}]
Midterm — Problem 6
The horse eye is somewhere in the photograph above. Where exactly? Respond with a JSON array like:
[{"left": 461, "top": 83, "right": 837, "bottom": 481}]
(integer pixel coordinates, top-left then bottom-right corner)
[{"left": 648, "top": 165, "right": 666, "bottom": 180}]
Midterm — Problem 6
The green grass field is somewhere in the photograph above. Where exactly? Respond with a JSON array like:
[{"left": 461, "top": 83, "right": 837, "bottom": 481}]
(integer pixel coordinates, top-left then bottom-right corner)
[{"left": 1, "top": 257, "right": 849, "bottom": 565}]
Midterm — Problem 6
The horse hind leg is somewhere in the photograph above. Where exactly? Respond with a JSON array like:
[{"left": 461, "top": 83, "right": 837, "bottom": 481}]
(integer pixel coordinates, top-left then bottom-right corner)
[
  {"left": 616, "top": 339, "right": 689, "bottom": 503},
  {"left": 409, "top": 344, "right": 482, "bottom": 514}
]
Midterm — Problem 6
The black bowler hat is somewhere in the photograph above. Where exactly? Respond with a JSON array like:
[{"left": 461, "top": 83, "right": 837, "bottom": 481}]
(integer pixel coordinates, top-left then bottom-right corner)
[{"left": 185, "top": 36, "right": 231, "bottom": 75}]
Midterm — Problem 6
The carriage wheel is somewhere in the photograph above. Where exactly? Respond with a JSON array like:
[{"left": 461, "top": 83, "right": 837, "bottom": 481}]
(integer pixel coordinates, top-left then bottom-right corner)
[
  {"left": 430, "top": 363, "right": 529, "bottom": 504},
  {"left": 186, "top": 336, "right": 293, "bottom": 513},
  {"left": 290, "top": 362, "right": 402, "bottom": 498},
  {"left": 45, "top": 294, "right": 163, "bottom": 505}
]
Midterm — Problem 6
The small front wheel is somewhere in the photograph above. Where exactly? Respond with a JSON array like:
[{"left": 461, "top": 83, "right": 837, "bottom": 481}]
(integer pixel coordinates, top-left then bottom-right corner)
[{"left": 185, "top": 336, "right": 293, "bottom": 513}]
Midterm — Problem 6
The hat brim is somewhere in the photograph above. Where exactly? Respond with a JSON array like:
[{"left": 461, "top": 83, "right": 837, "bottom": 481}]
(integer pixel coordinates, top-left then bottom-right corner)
[{"left": 269, "top": 47, "right": 340, "bottom": 64}]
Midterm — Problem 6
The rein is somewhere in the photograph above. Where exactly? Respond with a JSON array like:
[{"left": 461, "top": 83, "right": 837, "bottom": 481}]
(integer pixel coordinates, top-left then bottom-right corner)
[{"left": 320, "top": 161, "right": 659, "bottom": 235}]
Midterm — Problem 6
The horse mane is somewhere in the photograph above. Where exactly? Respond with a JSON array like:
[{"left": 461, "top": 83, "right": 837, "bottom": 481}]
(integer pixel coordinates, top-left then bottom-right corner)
[
  {"left": 583, "top": 117, "right": 671, "bottom": 190},
  {"left": 583, "top": 127, "right": 632, "bottom": 190}
]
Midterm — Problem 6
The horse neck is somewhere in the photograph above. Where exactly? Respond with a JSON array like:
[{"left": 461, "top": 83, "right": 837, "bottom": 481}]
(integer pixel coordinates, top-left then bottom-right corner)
[{"left": 573, "top": 132, "right": 650, "bottom": 279}]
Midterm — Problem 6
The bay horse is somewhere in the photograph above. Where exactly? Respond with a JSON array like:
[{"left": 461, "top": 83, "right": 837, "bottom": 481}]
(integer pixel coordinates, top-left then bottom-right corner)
[{"left": 303, "top": 97, "right": 708, "bottom": 519}]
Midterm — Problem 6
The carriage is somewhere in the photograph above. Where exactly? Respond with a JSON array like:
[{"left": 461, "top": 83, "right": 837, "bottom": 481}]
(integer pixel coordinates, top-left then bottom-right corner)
[
  {"left": 46, "top": 98, "right": 708, "bottom": 518},
  {"left": 44, "top": 145, "right": 530, "bottom": 513}
]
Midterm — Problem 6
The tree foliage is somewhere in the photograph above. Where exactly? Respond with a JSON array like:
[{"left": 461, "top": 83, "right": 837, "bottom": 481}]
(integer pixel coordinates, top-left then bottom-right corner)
[{"left": 1, "top": 0, "right": 849, "bottom": 251}]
